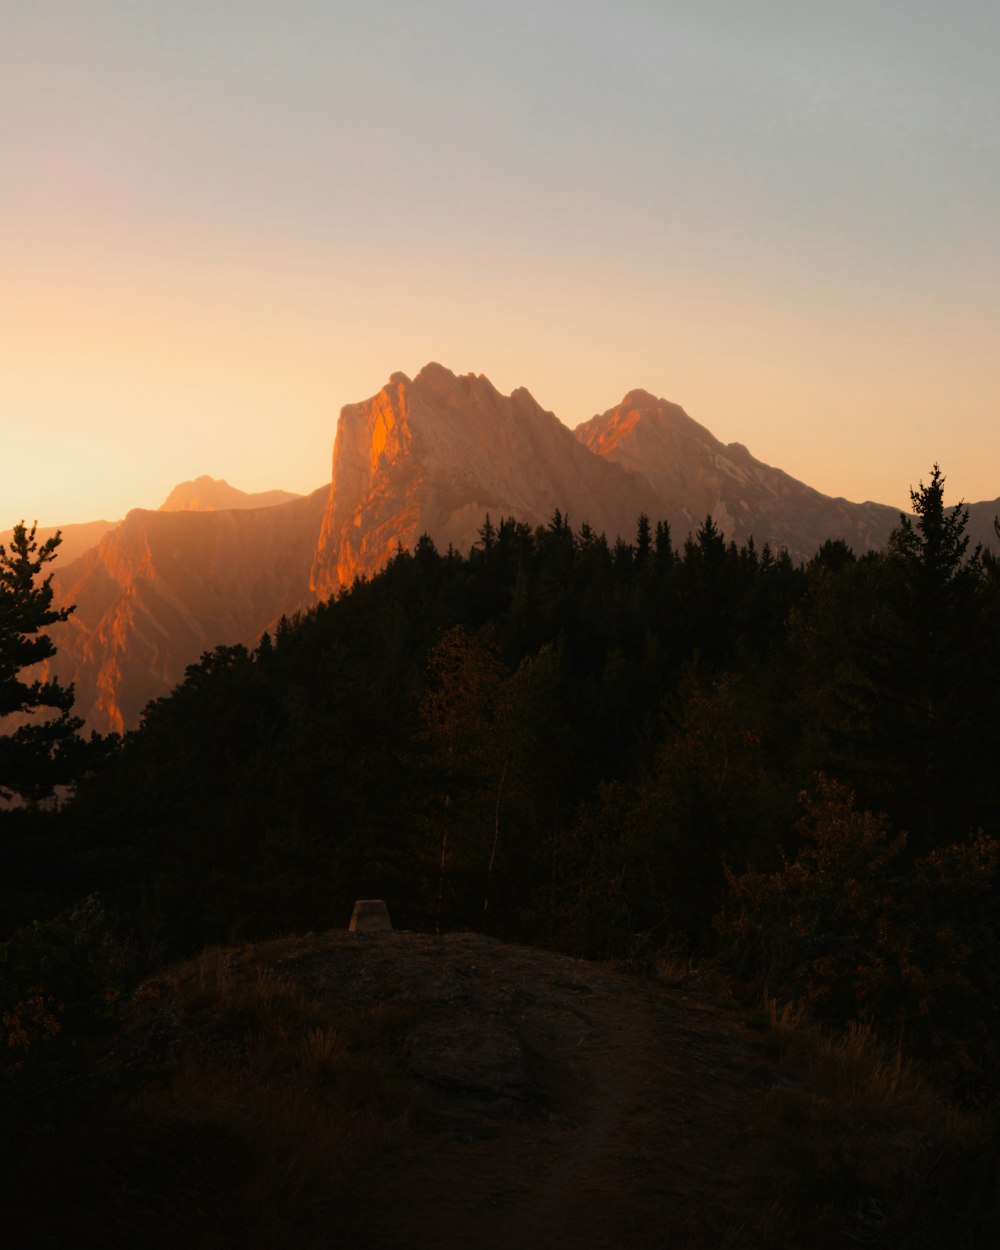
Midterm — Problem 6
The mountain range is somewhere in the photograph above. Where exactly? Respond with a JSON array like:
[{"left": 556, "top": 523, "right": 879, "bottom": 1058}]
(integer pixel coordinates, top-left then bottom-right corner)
[{"left": 34, "top": 363, "right": 998, "bottom": 734}]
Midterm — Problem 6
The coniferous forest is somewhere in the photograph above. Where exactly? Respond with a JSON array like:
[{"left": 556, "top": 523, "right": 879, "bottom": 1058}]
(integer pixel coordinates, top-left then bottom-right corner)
[{"left": 3, "top": 468, "right": 1000, "bottom": 1244}]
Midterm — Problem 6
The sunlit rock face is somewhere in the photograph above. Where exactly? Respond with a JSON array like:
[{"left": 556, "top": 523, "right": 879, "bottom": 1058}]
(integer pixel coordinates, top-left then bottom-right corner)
[
  {"left": 577, "top": 391, "right": 899, "bottom": 563},
  {"left": 310, "top": 363, "right": 661, "bottom": 597},
  {"left": 48, "top": 490, "right": 327, "bottom": 733}
]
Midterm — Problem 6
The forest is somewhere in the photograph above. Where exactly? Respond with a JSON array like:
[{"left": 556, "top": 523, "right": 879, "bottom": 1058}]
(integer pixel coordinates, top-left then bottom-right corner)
[{"left": 2, "top": 467, "right": 999, "bottom": 1236}]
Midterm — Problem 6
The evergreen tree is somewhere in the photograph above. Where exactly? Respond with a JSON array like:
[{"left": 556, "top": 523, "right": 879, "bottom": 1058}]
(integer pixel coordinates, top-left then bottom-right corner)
[
  {"left": 800, "top": 468, "right": 996, "bottom": 844},
  {"left": 888, "top": 464, "right": 981, "bottom": 592},
  {"left": 635, "top": 513, "right": 652, "bottom": 563},
  {"left": 0, "top": 523, "right": 85, "bottom": 806}
]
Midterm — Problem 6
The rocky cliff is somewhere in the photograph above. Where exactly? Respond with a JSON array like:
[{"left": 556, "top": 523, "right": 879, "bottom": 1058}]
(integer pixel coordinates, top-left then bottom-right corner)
[
  {"left": 310, "top": 363, "right": 661, "bottom": 598},
  {"left": 50, "top": 489, "right": 327, "bottom": 732}
]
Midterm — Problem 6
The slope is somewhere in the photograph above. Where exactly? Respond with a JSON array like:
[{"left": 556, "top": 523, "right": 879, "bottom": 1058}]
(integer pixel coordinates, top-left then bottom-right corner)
[
  {"left": 576, "top": 390, "right": 900, "bottom": 562},
  {"left": 6, "top": 929, "right": 967, "bottom": 1250},
  {"left": 48, "top": 488, "right": 328, "bottom": 733}
]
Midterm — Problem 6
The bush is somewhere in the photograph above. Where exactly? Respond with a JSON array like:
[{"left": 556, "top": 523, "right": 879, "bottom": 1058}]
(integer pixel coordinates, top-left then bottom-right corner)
[{"left": 719, "top": 778, "right": 999, "bottom": 1084}]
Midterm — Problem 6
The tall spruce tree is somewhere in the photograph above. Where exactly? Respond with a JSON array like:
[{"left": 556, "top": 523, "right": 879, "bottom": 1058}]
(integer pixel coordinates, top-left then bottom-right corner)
[
  {"left": 812, "top": 468, "right": 993, "bottom": 844},
  {"left": 0, "top": 523, "right": 84, "bottom": 806}
]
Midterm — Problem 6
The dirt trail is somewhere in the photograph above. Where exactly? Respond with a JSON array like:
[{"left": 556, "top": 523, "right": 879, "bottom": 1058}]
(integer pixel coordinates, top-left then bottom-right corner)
[{"left": 269, "top": 931, "right": 775, "bottom": 1249}]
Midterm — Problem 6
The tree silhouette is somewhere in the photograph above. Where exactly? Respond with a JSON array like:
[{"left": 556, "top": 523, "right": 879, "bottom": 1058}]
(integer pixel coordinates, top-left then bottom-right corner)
[{"left": 0, "top": 523, "right": 84, "bottom": 806}]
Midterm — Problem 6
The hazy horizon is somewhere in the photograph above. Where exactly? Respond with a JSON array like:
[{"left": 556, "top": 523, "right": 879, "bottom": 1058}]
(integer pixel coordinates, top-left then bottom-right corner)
[{"left": 5, "top": 2, "right": 998, "bottom": 525}]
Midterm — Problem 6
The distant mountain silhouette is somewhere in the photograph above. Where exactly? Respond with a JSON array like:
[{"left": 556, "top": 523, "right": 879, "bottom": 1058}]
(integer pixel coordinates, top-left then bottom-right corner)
[
  {"left": 1, "top": 520, "right": 120, "bottom": 568},
  {"left": 2, "top": 479, "right": 299, "bottom": 576},
  {"left": 159, "top": 476, "right": 301, "bottom": 513}
]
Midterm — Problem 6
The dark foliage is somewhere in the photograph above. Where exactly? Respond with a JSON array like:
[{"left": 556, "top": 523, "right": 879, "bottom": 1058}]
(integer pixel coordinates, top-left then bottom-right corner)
[
  {"left": 7, "top": 472, "right": 1000, "bottom": 1098},
  {"left": 0, "top": 522, "right": 87, "bottom": 805}
]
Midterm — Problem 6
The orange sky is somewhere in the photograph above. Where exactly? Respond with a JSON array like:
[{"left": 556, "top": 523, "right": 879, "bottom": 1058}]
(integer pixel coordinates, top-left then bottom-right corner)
[{"left": 4, "top": 3, "right": 999, "bottom": 527}]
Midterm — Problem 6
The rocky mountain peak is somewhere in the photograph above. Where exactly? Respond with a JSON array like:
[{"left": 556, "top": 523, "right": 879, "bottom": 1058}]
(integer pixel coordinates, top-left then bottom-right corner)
[
  {"left": 578, "top": 390, "right": 897, "bottom": 560},
  {"left": 308, "top": 365, "right": 661, "bottom": 599}
]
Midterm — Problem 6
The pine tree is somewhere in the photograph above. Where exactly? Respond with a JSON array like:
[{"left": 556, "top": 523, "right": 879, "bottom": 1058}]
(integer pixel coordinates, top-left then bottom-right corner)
[
  {"left": 888, "top": 463, "right": 982, "bottom": 602},
  {"left": 809, "top": 468, "right": 995, "bottom": 844},
  {"left": 0, "top": 523, "right": 85, "bottom": 806}
]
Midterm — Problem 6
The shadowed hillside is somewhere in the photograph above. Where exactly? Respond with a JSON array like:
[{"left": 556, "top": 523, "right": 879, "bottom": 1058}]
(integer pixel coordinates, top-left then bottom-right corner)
[{"left": 7, "top": 929, "right": 991, "bottom": 1250}]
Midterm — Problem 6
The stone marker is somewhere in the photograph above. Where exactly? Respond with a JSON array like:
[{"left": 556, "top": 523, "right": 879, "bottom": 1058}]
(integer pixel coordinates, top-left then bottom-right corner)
[{"left": 349, "top": 899, "right": 393, "bottom": 933}]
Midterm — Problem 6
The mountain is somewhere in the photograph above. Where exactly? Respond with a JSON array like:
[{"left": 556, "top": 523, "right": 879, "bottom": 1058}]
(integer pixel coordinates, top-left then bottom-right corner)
[
  {"left": 576, "top": 391, "right": 900, "bottom": 564},
  {"left": 964, "top": 497, "right": 1000, "bottom": 552},
  {"left": 309, "top": 363, "right": 662, "bottom": 598},
  {"left": 1, "top": 479, "right": 298, "bottom": 574},
  {"left": 40, "top": 365, "right": 999, "bottom": 734},
  {"left": 50, "top": 489, "right": 327, "bottom": 732},
  {"left": 1, "top": 520, "right": 120, "bottom": 568},
  {"left": 49, "top": 366, "right": 664, "bottom": 733},
  {"left": 159, "top": 476, "right": 301, "bottom": 513}
]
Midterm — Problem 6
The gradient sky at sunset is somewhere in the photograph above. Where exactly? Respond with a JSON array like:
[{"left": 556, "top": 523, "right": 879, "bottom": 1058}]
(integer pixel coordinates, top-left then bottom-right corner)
[{"left": 4, "top": 1, "right": 999, "bottom": 527}]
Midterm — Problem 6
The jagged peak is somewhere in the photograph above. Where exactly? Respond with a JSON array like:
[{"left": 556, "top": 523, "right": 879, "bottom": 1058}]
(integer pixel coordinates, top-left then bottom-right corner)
[
  {"left": 377, "top": 364, "right": 547, "bottom": 420},
  {"left": 508, "top": 384, "right": 543, "bottom": 407},
  {"left": 618, "top": 388, "right": 662, "bottom": 409},
  {"left": 411, "top": 363, "right": 507, "bottom": 400},
  {"left": 413, "top": 361, "right": 457, "bottom": 384}
]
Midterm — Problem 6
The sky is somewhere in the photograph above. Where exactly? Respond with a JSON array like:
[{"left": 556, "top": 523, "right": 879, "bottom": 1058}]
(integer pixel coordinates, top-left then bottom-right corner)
[{"left": 3, "top": 0, "right": 999, "bottom": 526}]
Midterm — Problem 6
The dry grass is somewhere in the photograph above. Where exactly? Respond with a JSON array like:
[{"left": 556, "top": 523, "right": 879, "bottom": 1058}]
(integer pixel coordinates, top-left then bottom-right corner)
[
  {"left": 761, "top": 998, "right": 932, "bottom": 1119},
  {"left": 4, "top": 943, "right": 426, "bottom": 1250},
  {"left": 738, "top": 997, "right": 998, "bottom": 1249},
  {"left": 5, "top": 940, "right": 997, "bottom": 1249}
]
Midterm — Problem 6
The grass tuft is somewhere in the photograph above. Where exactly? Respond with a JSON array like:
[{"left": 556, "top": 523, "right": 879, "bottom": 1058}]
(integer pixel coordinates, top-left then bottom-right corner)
[{"left": 4, "top": 941, "right": 427, "bottom": 1250}]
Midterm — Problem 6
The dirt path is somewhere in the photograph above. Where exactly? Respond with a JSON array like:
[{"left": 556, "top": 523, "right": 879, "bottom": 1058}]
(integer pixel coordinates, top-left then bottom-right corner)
[{"left": 270, "top": 931, "right": 775, "bottom": 1249}]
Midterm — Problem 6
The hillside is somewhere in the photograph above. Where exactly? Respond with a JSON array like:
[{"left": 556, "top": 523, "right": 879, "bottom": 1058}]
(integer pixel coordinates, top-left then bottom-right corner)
[
  {"left": 49, "top": 488, "right": 327, "bottom": 732},
  {"left": 5, "top": 461, "right": 999, "bottom": 1248},
  {"left": 6, "top": 928, "right": 974, "bottom": 1250},
  {"left": 576, "top": 390, "right": 901, "bottom": 563}
]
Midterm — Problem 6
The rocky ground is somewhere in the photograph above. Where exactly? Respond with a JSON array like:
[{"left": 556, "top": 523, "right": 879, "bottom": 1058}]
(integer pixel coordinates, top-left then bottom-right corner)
[
  {"left": 12, "top": 926, "right": 959, "bottom": 1248},
  {"left": 213, "top": 929, "right": 785, "bottom": 1249}
]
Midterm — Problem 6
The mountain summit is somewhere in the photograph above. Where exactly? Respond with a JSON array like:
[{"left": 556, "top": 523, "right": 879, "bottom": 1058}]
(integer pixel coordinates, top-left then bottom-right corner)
[
  {"left": 309, "top": 363, "right": 661, "bottom": 598},
  {"left": 159, "top": 476, "right": 301, "bottom": 513},
  {"left": 577, "top": 391, "right": 898, "bottom": 560}
]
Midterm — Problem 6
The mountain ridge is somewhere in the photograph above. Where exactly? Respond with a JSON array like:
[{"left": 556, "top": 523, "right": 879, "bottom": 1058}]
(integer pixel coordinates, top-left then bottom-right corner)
[
  {"left": 576, "top": 390, "right": 901, "bottom": 559},
  {"left": 39, "top": 364, "right": 999, "bottom": 733},
  {"left": 158, "top": 475, "right": 303, "bottom": 513}
]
